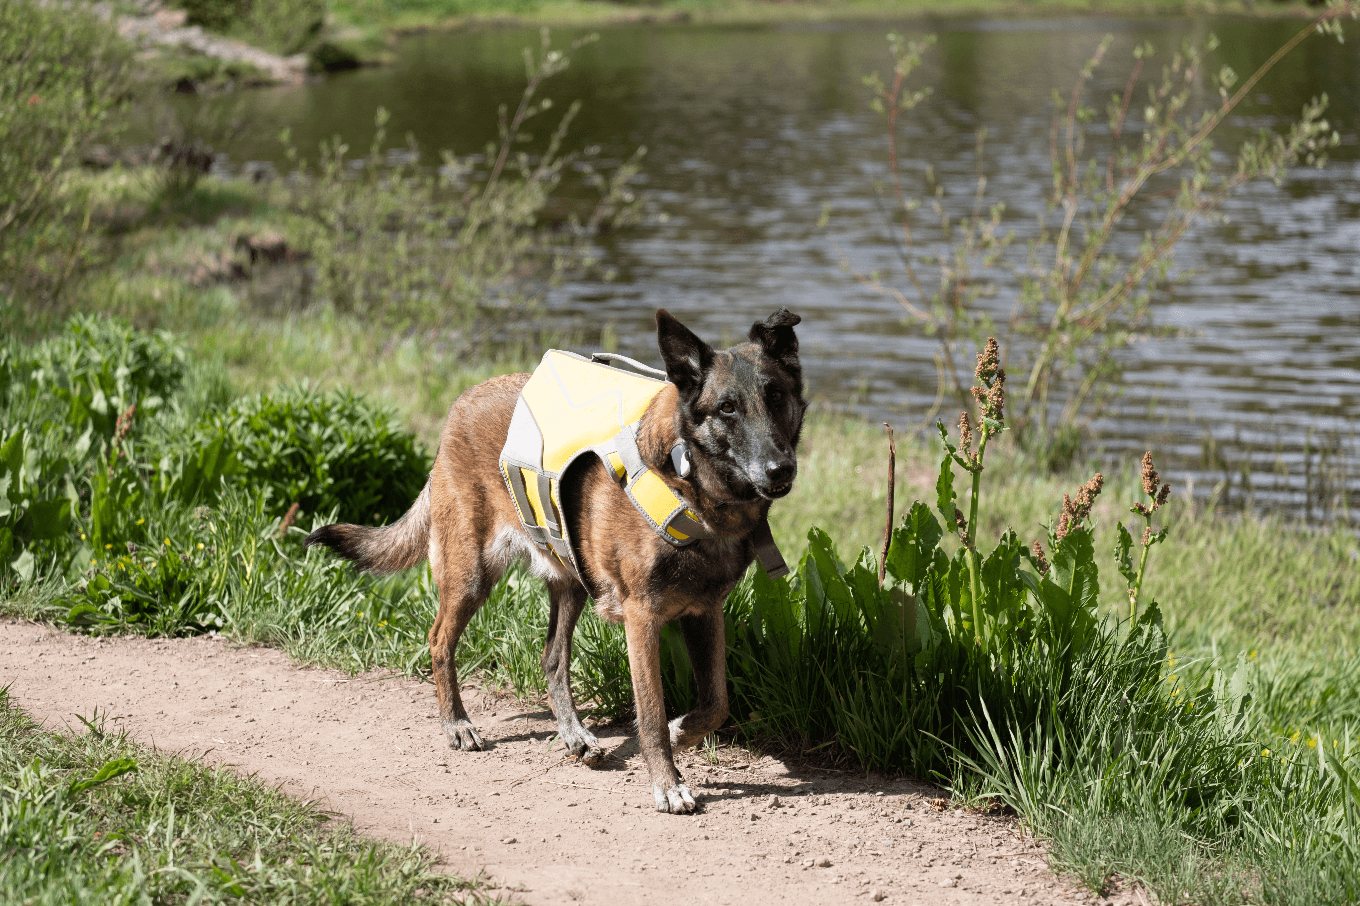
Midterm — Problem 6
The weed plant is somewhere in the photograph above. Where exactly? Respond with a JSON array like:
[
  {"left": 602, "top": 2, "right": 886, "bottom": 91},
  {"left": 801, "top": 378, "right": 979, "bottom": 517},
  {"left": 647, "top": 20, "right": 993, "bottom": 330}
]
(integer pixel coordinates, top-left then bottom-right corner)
[
  {"left": 855, "top": 5, "right": 1355, "bottom": 458},
  {"left": 0, "top": 687, "right": 488, "bottom": 904},
  {"left": 0, "top": 0, "right": 133, "bottom": 303},
  {"left": 277, "top": 34, "right": 643, "bottom": 333}
]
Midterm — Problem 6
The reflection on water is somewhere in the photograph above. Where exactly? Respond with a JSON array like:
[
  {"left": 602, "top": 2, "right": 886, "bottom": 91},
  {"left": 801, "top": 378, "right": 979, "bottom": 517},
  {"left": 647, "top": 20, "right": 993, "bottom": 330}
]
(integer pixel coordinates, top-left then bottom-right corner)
[{"left": 203, "top": 16, "right": 1360, "bottom": 518}]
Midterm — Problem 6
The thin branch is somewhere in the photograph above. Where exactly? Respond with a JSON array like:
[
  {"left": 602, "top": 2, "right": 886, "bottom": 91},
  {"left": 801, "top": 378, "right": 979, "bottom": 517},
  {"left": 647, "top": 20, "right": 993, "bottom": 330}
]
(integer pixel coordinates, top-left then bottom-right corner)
[{"left": 879, "top": 423, "right": 897, "bottom": 589}]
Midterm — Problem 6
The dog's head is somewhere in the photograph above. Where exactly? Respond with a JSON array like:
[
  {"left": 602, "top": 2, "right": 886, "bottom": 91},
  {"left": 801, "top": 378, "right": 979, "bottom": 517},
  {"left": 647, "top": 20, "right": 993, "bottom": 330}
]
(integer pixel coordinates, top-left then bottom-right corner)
[{"left": 656, "top": 307, "right": 806, "bottom": 501}]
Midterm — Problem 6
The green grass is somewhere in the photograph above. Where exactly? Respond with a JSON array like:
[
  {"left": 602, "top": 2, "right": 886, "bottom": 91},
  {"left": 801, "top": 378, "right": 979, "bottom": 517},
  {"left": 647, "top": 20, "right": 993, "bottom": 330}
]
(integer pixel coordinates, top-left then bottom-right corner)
[
  {"left": 329, "top": 0, "right": 1325, "bottom": 33},
  {"left": 0, "top": 686, "right": 494, "bottom": 904}
]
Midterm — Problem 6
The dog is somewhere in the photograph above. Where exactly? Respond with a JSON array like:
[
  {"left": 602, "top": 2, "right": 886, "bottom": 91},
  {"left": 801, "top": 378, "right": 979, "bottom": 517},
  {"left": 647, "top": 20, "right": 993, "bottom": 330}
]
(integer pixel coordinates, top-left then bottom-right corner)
[{"left": 305, "top": 308, "right": 805, "bottom": 813}]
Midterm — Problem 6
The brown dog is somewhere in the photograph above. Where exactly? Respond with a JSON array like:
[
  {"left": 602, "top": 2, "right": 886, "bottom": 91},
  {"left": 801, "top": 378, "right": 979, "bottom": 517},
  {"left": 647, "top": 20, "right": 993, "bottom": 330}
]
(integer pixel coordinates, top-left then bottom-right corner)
[{"left": 305, "top": 308, "right": 805, "bottom": 813}]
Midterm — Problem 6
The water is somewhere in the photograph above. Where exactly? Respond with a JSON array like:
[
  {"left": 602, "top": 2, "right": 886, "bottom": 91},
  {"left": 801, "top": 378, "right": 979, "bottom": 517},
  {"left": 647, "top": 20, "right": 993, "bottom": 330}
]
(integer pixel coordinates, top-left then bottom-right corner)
[{"left": 203, "top": 16, "right": 1360, "bottom": 517}]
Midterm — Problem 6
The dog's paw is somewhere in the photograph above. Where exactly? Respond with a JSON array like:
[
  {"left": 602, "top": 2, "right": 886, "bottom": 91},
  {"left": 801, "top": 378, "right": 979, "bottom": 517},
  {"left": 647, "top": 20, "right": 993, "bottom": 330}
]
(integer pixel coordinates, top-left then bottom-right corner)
[
  {"left": 562, "top": 728, "right": 605, "bottom": 766},
  {"left": 652, "top": 782, "right": 696, "bottom": 814},
  {"left": 443, "top": 719, "right": 485, "bottom": 751}
]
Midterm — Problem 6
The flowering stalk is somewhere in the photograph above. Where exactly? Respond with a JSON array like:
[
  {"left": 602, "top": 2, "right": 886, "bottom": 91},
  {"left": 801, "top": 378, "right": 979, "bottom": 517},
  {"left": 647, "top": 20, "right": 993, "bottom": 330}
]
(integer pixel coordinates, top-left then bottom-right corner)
[
  {"left": 1126, "top": 452, "right": 1171, "bottom": 620},
  {"left": 938, "top": 338, "right": 1008, "bottom": 645}
]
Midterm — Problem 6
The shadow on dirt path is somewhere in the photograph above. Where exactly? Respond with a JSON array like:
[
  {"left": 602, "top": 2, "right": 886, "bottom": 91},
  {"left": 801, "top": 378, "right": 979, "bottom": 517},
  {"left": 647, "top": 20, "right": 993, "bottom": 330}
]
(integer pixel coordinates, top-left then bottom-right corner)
[{"left": 1, "top": 619, "right": 1110, "bottom": 906}]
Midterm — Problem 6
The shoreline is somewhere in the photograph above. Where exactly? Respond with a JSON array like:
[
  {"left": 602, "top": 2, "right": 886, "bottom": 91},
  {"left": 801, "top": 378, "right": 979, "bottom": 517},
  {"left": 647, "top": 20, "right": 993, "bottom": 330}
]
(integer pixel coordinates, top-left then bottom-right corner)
[{"left": 327, "top": 0, "right": 1328, "bottom": 64}]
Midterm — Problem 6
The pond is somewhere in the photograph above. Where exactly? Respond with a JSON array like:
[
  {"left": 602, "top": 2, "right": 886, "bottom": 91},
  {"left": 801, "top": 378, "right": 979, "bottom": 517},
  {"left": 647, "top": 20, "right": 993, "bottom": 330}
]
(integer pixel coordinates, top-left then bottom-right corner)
[{"left": 204, "top": 15, "right": 1360, "bottom": 518}]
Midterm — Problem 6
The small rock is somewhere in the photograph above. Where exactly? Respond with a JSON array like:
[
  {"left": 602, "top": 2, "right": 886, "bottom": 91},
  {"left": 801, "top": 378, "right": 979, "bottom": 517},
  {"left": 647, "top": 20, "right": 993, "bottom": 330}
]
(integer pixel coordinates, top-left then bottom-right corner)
[
  {"left": 939, "top": 878, "right": 957, "bottom": 888},
  {"left": 953, "top": 808, "right": 965, "bottom": 818},
  {"left": 817, "top": 857, "right": 832, "bottom": 868},
  {"left": 502, "top": 837, "right": 517, "bottom": 844},
  {"left": 749, "top": 812, "right": 760, "bottom": 821},
  {"left": 769, "top": 795, "right": 782, "bottom": 808},
  {"left": 871, "top": 890, "right": 886, "bottom": 902}
]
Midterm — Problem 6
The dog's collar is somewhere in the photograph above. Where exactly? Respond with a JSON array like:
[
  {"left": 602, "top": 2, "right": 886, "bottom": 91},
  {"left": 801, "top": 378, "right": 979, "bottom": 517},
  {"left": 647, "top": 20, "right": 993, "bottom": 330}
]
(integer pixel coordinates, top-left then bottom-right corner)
[{"left": 670, "top": 441, "right": 692, "bottom": 479}]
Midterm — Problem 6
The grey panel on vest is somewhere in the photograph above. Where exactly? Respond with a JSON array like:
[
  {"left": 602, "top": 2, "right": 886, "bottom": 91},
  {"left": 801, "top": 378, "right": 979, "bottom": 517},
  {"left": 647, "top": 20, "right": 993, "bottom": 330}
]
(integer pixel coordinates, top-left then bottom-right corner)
[{"left": 503, "top": 396, "right": 545, "bottom": 473}]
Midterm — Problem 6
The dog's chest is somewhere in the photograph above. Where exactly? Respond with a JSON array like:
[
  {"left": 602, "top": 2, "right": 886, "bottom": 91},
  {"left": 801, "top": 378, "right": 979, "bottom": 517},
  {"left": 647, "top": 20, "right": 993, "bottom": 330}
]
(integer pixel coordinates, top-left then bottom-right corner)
[{"left": 590, "top": 535, "right": 750, "bottom": 623}]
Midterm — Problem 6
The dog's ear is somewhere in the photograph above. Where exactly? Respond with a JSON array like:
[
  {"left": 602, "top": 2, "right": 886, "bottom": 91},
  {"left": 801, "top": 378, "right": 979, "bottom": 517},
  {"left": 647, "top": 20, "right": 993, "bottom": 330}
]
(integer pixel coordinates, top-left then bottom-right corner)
[
  {"left": 656, "top": 308, "right": 714, "bottom": 402},
  {"left": 749, "top": 307, "right": 802, "bottom": 383}
]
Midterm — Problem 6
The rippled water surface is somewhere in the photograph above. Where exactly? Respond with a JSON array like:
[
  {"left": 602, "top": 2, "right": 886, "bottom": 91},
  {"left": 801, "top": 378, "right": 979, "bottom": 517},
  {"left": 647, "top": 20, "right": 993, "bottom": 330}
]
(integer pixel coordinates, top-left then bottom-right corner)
[{"left": 207, "top": 16, "right": 1360, "bottom": 515}]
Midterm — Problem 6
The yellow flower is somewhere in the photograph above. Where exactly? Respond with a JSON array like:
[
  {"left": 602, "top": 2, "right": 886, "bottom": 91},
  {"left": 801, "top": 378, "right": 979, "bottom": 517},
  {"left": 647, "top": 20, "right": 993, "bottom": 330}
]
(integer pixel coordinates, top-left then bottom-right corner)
[
  {"left": 197, "top": 543, "right": 204, "bottom": 550},
  {"left": 80, "top": 533, "right": 86, "bottom": 540},
  {"left": 379, "top": 621, "right": 387, "bottom": 627},
  {"left": 1262, "top": 748, "right": 1270, "bottom": 757},
  {"left": 1249, "top": 650, "right": 1257, "bottom": 659},
  {"left": 104, "top": 544, "right": 112, "bottom": 550},
  {"left": 164, "top": 539, "right": 171, "bottom": 546},
  {"left": 1308, "top": 738, "right": 1317, "bottom": 748},
  {"left": 136, "top": 518, "right": 144, "bottom": 525},
  {"left": 1290, "top": 731, "right": 1301, "bottom": 743}
]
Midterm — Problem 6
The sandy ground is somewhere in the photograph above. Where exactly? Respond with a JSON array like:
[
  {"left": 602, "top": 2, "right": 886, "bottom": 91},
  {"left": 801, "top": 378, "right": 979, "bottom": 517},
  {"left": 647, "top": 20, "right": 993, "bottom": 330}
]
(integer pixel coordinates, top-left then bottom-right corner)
[{"left": 1, "top": 619, "right": 1127, "bottom": 906}]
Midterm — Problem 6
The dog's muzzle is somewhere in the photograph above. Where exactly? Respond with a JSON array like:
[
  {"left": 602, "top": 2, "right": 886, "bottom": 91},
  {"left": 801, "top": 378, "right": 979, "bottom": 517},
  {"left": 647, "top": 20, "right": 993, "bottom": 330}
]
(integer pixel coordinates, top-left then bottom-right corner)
[{"left": 755, "top": 460, "right": 795, "bottom": 499}]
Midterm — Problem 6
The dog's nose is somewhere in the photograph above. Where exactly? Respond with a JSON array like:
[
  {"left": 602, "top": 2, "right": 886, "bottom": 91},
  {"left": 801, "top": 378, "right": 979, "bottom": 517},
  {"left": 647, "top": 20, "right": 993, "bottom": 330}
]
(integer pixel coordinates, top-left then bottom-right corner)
[{"left": 765, "top": 461, "right": 795, "bottom": 486}]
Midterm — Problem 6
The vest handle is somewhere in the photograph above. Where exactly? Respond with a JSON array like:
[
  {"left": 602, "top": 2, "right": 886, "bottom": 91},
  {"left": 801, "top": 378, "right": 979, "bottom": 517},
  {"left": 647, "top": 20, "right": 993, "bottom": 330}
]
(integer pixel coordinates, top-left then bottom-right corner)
[{"left": 589, "top": 352, "right": 668, "bottom": 381}]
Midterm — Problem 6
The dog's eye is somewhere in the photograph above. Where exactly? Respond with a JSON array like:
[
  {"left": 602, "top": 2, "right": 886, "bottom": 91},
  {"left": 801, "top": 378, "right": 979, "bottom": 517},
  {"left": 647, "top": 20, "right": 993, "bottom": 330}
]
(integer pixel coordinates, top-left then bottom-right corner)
[
  {"left": 719, "top": 401, "right": 736, "bottom": 415},
  {"left": 769, "top": 389, "right": 784, "bottom": 404}
]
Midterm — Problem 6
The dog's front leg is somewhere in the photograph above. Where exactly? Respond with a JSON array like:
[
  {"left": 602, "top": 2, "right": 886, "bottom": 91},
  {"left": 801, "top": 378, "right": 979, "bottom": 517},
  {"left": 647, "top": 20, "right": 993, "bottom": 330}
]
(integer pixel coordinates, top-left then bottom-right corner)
[
  {"left": 669, "top": 607, "right": 730, "bottom": 750},
  {"left": 624, "top": 606, "right": 694, "bottom": 814}
]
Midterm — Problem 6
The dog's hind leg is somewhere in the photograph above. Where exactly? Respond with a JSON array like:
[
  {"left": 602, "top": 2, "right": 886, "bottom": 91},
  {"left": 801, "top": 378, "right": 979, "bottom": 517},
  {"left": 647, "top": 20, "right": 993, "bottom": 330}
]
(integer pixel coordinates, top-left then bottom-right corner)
[
  {"left": 541, "top": 580, "right": 604, "bottom": 765},
  {"left": 668, "top": 607, "right": 730, "bottom": 751},
  {"left": 429, "top": 547, "right": 500, "bottom": 752}
]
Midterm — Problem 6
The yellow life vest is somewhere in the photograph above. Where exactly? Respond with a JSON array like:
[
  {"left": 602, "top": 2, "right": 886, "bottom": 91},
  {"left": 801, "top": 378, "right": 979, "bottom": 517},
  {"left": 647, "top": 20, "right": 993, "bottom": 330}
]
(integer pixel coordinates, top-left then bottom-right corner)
[{"left": 498, "top": 350, "right": 787, "bottom": 588}]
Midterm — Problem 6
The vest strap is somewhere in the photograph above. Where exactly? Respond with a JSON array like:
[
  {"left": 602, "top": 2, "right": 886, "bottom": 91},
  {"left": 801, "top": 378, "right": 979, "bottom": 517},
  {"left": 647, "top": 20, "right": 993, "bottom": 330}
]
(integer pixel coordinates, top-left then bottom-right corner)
[
  {"left": 603, "top": 425, "right": 715, "bottom": 547},
  {"left": 750, "top": 516, "right": 789, "bottom": 579}
]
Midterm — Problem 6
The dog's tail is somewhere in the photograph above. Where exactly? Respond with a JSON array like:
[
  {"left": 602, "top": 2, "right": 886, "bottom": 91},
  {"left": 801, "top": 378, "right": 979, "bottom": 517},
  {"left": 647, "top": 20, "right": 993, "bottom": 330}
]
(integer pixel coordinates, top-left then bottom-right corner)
[{"left": 304, "top": 479, "right": 432, "bottom": 574}]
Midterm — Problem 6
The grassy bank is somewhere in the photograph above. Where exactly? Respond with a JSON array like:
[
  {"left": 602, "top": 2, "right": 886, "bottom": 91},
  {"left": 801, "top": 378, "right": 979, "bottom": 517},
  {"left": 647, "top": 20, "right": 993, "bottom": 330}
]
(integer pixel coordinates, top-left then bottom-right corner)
[
  {"left": 4, "top": 309, "right": 1359, "bottom": 904},
  {"left": 0, "top": 687, "right": 492, "bottom": 904}
]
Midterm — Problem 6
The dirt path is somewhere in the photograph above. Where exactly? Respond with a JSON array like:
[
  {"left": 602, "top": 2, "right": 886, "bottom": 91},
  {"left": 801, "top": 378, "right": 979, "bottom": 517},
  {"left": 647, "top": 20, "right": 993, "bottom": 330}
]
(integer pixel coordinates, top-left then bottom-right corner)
[{"left": 1, "top": 619, "right": 1111, "bottom": 906}]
